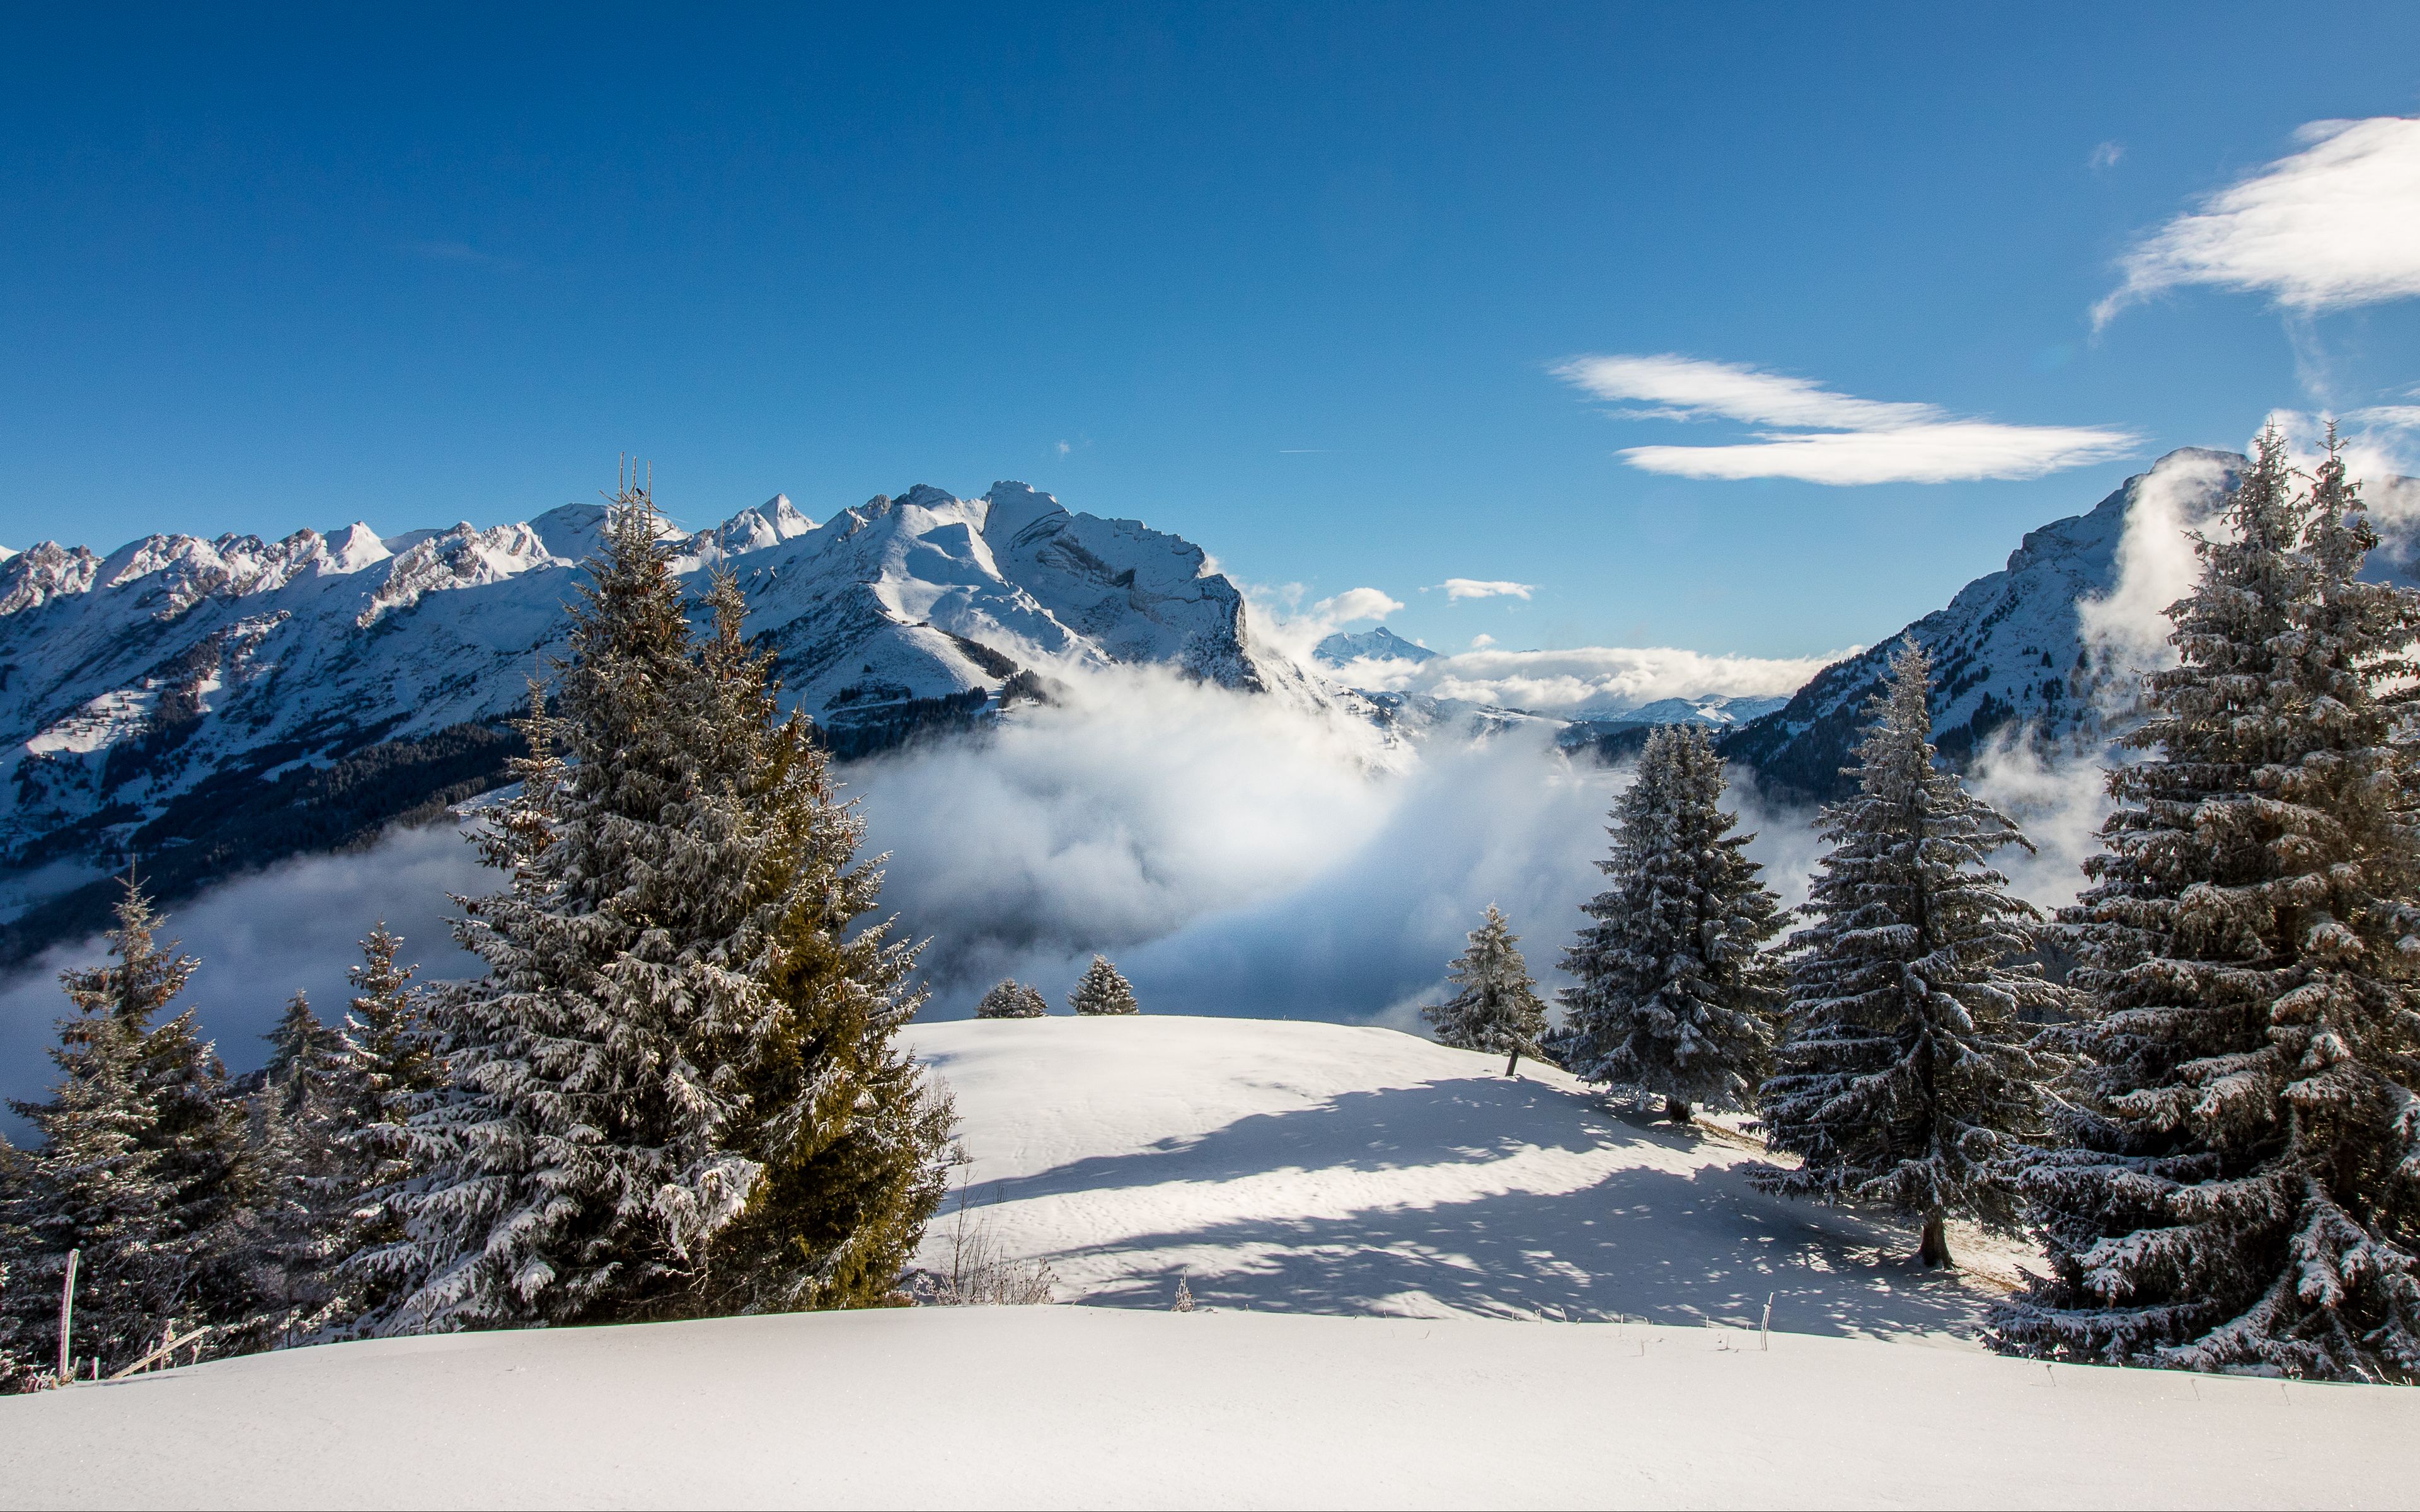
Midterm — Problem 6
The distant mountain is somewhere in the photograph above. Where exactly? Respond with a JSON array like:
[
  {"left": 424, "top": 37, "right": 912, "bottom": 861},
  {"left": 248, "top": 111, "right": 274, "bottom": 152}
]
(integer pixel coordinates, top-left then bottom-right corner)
[
  {"left": 1314, "top": 627, "right": 1438, "bottom": 666},
  {"left": 0, "top": 481, "right": 1309, "bottom": 964}
]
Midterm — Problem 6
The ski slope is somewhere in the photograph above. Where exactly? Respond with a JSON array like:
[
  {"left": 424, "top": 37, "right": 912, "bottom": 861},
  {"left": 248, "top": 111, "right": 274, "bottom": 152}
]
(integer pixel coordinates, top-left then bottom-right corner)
[{"left": 906, "top": 1014, "right": 2028, "bottom": 1337}]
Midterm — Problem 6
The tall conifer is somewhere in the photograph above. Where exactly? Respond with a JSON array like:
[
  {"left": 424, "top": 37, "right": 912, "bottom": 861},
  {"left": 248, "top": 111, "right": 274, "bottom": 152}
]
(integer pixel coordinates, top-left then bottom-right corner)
[
  {"left": 1559, "top": 724, "right": 1784, "bottom": 1122},
  {"left": 1756, "top": 642, "right": 2060, "bottom": 1267},
  {"left": 0, "top": 881, "right": 258, "bottom": 1373},
  {"left": 1995, "top": 431, "right": 2420, "bottom": 1379},
  {"left": 364, "top": 478, "right": 949, "bottom": 1332}
]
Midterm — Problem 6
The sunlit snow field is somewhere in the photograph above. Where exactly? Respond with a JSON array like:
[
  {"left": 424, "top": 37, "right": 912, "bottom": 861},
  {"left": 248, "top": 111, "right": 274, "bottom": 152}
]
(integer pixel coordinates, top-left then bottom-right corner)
[
  {"left": 909, "top": 1015, "right": 2031, "bottom": 1338},
  {"left": 4, "top": 1014, "right": 2414, "bottom": 1510}
]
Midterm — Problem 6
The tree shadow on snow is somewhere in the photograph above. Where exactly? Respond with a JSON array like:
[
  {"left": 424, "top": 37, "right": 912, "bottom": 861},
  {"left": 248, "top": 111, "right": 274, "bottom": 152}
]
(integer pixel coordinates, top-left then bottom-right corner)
[{"left": 988, "top": 1075, "right": 2000, "bottom": 1341}]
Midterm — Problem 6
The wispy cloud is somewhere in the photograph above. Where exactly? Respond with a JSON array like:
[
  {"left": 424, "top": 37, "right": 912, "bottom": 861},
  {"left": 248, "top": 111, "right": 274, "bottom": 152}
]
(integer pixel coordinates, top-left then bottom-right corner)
[
  {"left": 1556, "top": 353, "right": 2136, "bottom": 485},
  {"left": 2095, "top": 117, "right": 2420, "bottom": 328},
  {"left": 2089, "top": 140, "right": 2124, "bottom": 173},
  {"left": 1437, "top": 578, "right": 1535, "bottom": 600}
]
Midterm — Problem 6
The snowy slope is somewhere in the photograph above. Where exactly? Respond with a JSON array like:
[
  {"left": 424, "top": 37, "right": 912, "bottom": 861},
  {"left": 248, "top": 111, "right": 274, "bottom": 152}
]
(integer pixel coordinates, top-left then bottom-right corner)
[
  {"left": 0, "top": 482, "right": 1302, "bottom": 961},
  {"left": 7, "top": 1016, "right": 2416, "bottom": 1511},
  {"left": 908, "top": 1016, "right": 2022, "bottom": 1336}
]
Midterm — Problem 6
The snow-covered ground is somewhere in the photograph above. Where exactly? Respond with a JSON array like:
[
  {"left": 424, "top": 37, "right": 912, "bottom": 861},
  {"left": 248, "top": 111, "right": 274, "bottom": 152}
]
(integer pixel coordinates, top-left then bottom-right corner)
[
  {"left": 6, "top": 1014, "right": 2415, "bottom": 1509},
  {"left": 5, "top": 1305, "right": 2412, "bottom": 1508},
  {"left": 908, "top": 1015, "right": 2029, "bottom": 1337}
]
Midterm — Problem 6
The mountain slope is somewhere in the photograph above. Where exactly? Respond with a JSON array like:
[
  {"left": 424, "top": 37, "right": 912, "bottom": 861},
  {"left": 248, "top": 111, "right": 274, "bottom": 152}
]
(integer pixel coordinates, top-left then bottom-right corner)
[
  {"left": 1719, "top": 449, "right": 2245, "bottom": 800},
  {"left": 0, "top": 481, "right": 1299, "bottom": 963}
]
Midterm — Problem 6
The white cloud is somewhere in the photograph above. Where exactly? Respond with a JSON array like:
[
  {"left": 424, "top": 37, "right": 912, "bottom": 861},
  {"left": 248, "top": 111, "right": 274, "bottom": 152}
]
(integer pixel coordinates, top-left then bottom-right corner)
[
  {"left": 1315, "top": 587, "right": 1404, "bottom": 623},
  {"left": 2089, "top": 141, "right": 2124, "bottom": 172},
  {"left": 1556, "top": 354, "right": 2137, "bottom": 486},
  {"left": 1351, "top": 643, "right": 1841, "bottom": 716},
  {"left": 1468, "top": 633, "right": 1495, "bottom": 649},
  {"left": 1438, "top": 579, "right": 1535, "bottom": 600},
  {"left": 1056, "top": 440, "right": 1072, "bottom": 455},
  {"left": 2096, "top": 116, "right": 2420, "bottom": 327}
]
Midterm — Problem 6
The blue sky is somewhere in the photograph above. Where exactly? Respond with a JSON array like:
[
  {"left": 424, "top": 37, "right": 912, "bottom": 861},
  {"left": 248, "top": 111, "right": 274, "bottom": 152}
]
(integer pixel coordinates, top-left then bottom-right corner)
[{"left": 4, "top": 3, "right": 2417, "bottom": 660}]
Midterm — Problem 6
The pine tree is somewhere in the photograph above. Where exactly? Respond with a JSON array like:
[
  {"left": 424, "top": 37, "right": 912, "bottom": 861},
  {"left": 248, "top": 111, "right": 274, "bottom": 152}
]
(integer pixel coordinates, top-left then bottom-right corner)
[
  {"left": 1994, "top": 430, "right": 2420, "bottom": 1380},
  {"left": 976, "top": 980, "right": 1051, "bottom": 1019},
  {"left": 365, "top": 480, "right": 950, "bottom": 1332},
  {"left": 1069, "top": 956, "right": 1141, "bottom": 1016},
  {"left": 1559, "top": 724, "right": 1785, "bottom": 1122},
  {"left": 1427, "top": 905, "right": 1550, "bottom": 1074},
  {"left": 0, "top": 879, "right": 261, "bottom": 1376},
  {"left": 1754, "top": 641, "right": 2061, "bottom": 1268}
]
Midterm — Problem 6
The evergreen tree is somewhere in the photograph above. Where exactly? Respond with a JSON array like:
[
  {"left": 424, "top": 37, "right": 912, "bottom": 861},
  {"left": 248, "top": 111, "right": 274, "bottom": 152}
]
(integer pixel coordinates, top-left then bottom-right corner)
[
  {"left": 1995, "top": 430, "right": 2420, "bottom": 1380},
  {"left": 976, "top": 980, "right": 1051, "bottom": 1019},
  {"left": 324, "top": 923, "right": 441, "bottom": 1330},
  {"left": 1069, "top": 956, "right": 1141, "bottom": 1016},
  {"left": 1559, "top": 724, "right": 1785, "bottom": 1122},
  {"left": 1755, "top": 641, "right": 2061, "bottom": 1268},
  {"left": 1427, "top": 905, "right": 1550, "bottom": 1074},
  {"left": 246, "top": 992, "right": 350, "bottom": 1344},
  {"left": 0, "top": 880, "right": 260, "bottom": 1376},
  {"left": 365, "top": 481, "right": 949, "bottom": 1332}
]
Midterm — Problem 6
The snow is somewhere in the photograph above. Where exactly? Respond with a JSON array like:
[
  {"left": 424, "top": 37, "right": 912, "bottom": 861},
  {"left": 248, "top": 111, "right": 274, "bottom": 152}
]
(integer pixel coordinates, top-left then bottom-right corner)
[
  {"left": 4, "top": 1011, "right": 2413, "bottom": 1509},
  {"left": 908, "top": 1016, "right": 2023, "bottom": 1333}
]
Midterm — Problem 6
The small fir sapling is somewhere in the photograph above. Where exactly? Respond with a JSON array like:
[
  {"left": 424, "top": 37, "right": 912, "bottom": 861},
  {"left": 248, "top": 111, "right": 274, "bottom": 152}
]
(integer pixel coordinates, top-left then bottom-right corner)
[
  {"left": 1427, "top": 905, "right": 1550, "bottom": 1075},
  {"left": 1069, "top": 956, "right": 1141, "bottom": 1016},
  {"left": 975, "top": 980, "right": 1051, "bottom": 1019}
]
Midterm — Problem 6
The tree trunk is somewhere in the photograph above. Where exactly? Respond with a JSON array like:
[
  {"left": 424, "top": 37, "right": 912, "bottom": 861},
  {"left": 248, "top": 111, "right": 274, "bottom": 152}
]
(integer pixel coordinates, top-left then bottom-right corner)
[
  {"left": 1918, "top": 1207, "right": 1952, "bottom": 1269},
  {"left": 1666, "top": 1096, "right": 1693, "bottom": 1125},
  {"left": 1504, "top": 1046, "right": 1521, "bottom": 1077}
]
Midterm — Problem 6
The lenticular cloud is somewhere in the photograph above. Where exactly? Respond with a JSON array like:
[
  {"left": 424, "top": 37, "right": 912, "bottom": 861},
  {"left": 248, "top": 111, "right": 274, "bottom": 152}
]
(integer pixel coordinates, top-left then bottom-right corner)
[{"left": 1555, "top": 353, "right": 2136, "bottom": 486}]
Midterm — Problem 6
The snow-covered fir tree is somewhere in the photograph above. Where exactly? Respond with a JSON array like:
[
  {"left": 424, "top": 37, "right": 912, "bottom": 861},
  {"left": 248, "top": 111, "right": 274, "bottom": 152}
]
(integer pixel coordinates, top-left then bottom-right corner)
[
  {"left": 1559, "top": 724, "right": 1785, "bottom": 1122},
  {"left": 1995, "top": 431, "right": 2420, "bottom": 1380},
  {"left": 1428, "top": 905, "right": 1550, "bottom": 1074},
  {"left": 324, "top": 924, "right": 439, "bottom": 1329},
  {"left": 0, "top": 880, "right": 262, "bottom": 1381},
  {"left": 1755, "top": 641, "right": 2061, "bottom": 1268},
  {"left": 362, "top": 484, "right": 949, "bottom": 1332},
  {"left": 246, "top": 991, "right": 352, "bottom": 1341},
  {"left": 1069, "top": 956, "right": 1140, "bottom": 1016},
  {"left": 976, "top": 980, "right": 1051, "bottom": 1019}
]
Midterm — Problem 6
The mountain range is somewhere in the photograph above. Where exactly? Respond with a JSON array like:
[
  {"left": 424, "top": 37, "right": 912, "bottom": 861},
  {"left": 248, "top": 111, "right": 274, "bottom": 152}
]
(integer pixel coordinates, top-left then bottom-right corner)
[{"left": 0, "top": 445, "right": 2395, "bottom": 965}]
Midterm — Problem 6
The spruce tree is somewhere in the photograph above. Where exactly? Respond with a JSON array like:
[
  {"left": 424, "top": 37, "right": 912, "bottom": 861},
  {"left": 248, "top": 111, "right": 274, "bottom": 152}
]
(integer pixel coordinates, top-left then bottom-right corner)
[
  {"left": 1755, "top": 641, "right": 2061, "bottom": 1268},
  {"left": 976, "top": 980, "right": 1051, "bottom": 1019},
  {"left": 366, "top": 483, "right": 949, "bottom": 1332},
  {"left": 0, "top": 880, "right": 260, "bottom": 1374},
  {"left": 325, "top": 922, "right": 441, "bottom": 1330},
  {"left": 1995, "top": 431, "right": 2420, "bottom": 1380},
  {"left": 1069, "top": 956, "right": 1141, "bottom": 1016},
  {"left": 1559, "top": 724, "right": 1785, "bottom": 1122},
  {"left": 1427, "top": 905, "right": 1550, "bottom": 1074}
]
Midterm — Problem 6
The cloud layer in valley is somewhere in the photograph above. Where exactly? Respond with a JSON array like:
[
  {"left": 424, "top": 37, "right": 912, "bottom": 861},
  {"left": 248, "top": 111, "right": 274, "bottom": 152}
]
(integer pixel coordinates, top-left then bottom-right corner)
[
  {"left": 1332, "top": 643, "right": 1843, "bottom": 716},
  {"left": 2096, "top": 116, "right": 2420, "bottom": 328},
  {"left": 1557, "top": 353, "right": 2138, "bottom": 485}
]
